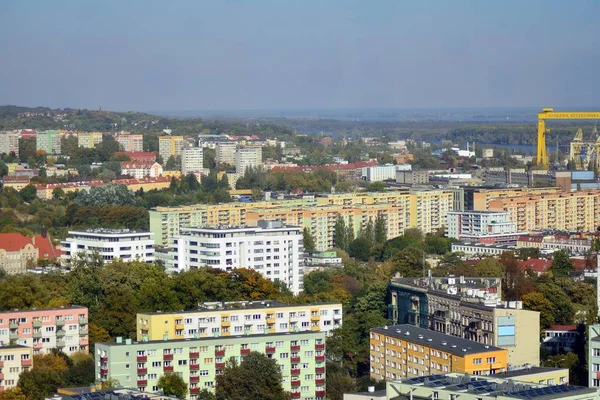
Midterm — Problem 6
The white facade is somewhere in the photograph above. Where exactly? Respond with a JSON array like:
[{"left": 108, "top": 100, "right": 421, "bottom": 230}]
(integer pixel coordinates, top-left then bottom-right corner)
[
  {"left": 0, "top": 345, "right": 32, "bottom": 389},
  {"left": 121, "top": 162, "right": 163, "bottom": 179},
  {"left": 0, "top": 131, "right": 20, "bottom": 156},
  {"left": 181, "top": 147, "right": 204, "bottom": 175},
  {"left": 168, "top": 221, "right": 304, "bottom": 294},
  {"left": 451, "top": 242, "right": 516, "bottom": 256},
  {"left": 61, "top": 229, "right": 155, "bottom": 264},
  {"left": 363, "top": 164, "right": 412, "bottom": 182},
  {"left": 447, "top": 211, "right": 517, "bottom": 240},
  {"left": 216, "top": 142, "right": 236, "bottom": 165},
  {"left": 235, "top": 146, "right": 262, "bottom": 176}
]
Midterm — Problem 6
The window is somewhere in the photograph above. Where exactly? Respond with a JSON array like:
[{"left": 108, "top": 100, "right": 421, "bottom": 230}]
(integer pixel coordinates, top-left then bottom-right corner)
[
  {"left": 473, "top": 358, "right": 482, "bottom": 365},
  {"left": 486, "top": 357, "right": 496, "bottom": 364},
  {"left": 204, "top": 358, "right": 213, "bottom": 364},
  {"left": 151, "top": 361, "right": 161, "bottom": 367}
]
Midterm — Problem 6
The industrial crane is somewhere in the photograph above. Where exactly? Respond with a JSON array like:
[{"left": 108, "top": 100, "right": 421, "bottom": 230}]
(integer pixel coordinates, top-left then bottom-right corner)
[{"left": 537, "top": 108, "right": 600, "bottom": 169}]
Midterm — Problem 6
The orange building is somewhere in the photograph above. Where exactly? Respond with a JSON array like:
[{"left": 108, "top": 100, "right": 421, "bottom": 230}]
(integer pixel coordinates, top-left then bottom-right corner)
[{"left": 370, "top": 325, "right": 508, "bottom": 381}]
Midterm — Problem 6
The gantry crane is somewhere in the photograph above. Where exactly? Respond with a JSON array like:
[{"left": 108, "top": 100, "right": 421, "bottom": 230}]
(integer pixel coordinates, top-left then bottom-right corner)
[{"left": 537, "top": 108, "right": 600, "bottom": 169}]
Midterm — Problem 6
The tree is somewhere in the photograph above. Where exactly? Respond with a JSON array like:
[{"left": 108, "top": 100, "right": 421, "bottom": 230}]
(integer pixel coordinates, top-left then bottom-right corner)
[
  {"left": 392, "top": 247, "right": 425, "bottom": 277},
  {"left": 197, "top": 389, "right": 216, "bottom": 400},
  {"left": 158, "top": 373, "right": 188, "bottom": 398},
  {"left": 374, "top": 214, "right": 387, "bottom": 244},
  {"left": 366, "top": 181, "right": 387, "bottom": 191},
  {"left": 19, "top": 185, "right": 36, "bottom": 202},
  {"left": 522, "top": 292, "right": 555, "bottom": 329},
  {"left": 516, "top": 247, "right": 541, "bottom": 260},
  {"left": 551, "top": 250, "right": 573, "bottom": 278},
  {"left": 165, "top": 156, "right": 177, "bottom": 170},
  {"left": 473, "top": 258, "right": 504, "bottom": 278},
  {"left": 18, "top": 366, "right": 64, "bottom": 400},
  {"left": 348, "top": 237, "right": 371, "bottom": 262},
  {"left": 303, "top": 227, "right": 315, "bottom": 253},
  {"left": 0, "top": 387, "right": 27, "bottom": 400},
  {"left": 334, "top": 217, "right": 348, "bottom": 251}
]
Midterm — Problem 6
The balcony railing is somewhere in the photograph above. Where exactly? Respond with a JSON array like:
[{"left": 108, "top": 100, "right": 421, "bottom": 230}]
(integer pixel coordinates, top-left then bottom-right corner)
[
  {"left": 33, "top": 332, "right": 42, "bottom": 339},
  {"left": 291, "top": 380, "right": 300, "bottom": 387},
  {"left": 190, "top": 376, "right": 200, "bottom": 383},
  {"left": 9, "top": 322, "right": 18, "bottom": 329},
  {"left": 189, "top": 364, "right": 200, "bottom": 370},
  {"left": 241, "top": 348, "right": 251, "bottom": 355},
  {"left": 33, "top": 321, "right": 42, "bottom": 328},
  {"left": 315, "top": 378, "right": 325, "bottom": 385},
  {"left": 215, "top": 349, "right": 225, "bottom": 357},
  {"left": 137, "top": 380, "right": 147, "bottom": 387},
  {"left": 79, "top": 317, "right": 88, "bottom": 325},
  {"left": 163, "top": 353, "right": 173, "bottom": 361},
  {"left": 55, "top": 320, "right": 65, "bottom": 327},
  {"left": 315, "top": 344, "right": 325, "bottom": 351},
  {"left": 291, "top": 392, "right": 301, "bottom": 399},
  {"left": 137, "top": 368, "right": 147, "bottom": 374},
  {"left": 57, "top": 340, "right": 66, "bottom": 347},
  {"left": 290, "top": 345, "right": 300, "bottom": 352},
  {"left": 100, "top": 368, "right": 108, "bottom": 374},
  {"left": 189, "top": 352, "right": 200, "bottom": 359},
  {"left": 163, "top": 365, "right": 174, "bottom": 372},
  {"left": 316, "top": 390, "right": 326, "bottom": 397},
  {"left": 190, "top": 388, "right": 200, "bottom": 395},
  {"left": 315, "top": 367, "right": 325, "bottom": 374},
  {"left": 216, "top": 362, "right": 225, "bottom": 369},
  {"left": 290, "top": 369, "right": 301, "bottom": 376},
  {"left": 265, "top": 347, "right": 276, "bottom": 354},
  {"left": 315, "top": 355, "right": 325, "bottom": 363},
  {"left": 137, "top": 355, "right": 147, "bottom": 362},
  {"left": 100, "top": 356, "right": 108, "bottom": 363},
  {"left": 56, "top": 330, "right": 66, "bottom": 338},
  {"left": 291, "top": 357, "right": 301, "bottom": 363}
]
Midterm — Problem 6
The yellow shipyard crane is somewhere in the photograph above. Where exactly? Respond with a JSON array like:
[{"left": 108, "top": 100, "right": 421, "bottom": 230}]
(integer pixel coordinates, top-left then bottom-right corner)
[{"left": 537, "top": 108, "right": 600, "bottom": 169}]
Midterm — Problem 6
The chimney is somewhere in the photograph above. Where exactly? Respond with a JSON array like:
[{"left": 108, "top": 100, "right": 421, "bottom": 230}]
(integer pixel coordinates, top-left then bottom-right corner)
[{"left": 41, "top": 226, "right": 47, "bottom": 238}]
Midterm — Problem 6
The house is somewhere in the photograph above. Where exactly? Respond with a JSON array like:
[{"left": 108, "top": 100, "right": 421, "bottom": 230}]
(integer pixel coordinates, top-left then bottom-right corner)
[{"left": 0, "top": 230, "right": 63, "bottom": 274}]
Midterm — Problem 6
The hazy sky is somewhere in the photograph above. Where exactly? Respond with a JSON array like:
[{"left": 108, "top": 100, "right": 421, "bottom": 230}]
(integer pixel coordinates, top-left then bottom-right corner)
[{"left": 1, "top": 0, "right": 599, "bottom": 111}]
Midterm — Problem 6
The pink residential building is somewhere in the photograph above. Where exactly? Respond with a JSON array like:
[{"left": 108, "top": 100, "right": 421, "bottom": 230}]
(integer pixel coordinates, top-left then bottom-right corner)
[{"left": 0, "top": 306, "right": 89, "bottom": 355}]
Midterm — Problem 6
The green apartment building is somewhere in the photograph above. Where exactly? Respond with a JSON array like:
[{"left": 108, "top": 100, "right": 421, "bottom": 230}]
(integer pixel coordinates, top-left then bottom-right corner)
[
  {"left": 95, "top": 331, "right": 326, "bottom": 400},
  {"left": 35, "top": 130, "right": 62, "bottom": 155}
]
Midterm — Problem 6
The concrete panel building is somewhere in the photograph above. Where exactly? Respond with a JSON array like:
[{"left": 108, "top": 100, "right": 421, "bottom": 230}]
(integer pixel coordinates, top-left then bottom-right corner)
[
  {"left": 36, "top": 130, "right": 61, "bottom": 155},
  {"left": 0, "top": 131, "right": 20, "bottom": 157},
  {"left": 0, "top": 345, "right": 33, "bottom": 390},
  {"left": 181, "top": 147, "right": 204, "bottom": 175},
  {"left": 158, "top": 136, "right": 184, "bottom": 162},
  {"left": 235, "top": 146, "right": 262, "bottom": 176},
  {"left": 77, "top": 132, "right": 103, "bottom": 148},
  {"left": 216, "top": 142, "right": 236, "bottom": 166},
  {"left": 95, "top": 331, "right": 327, "bottom": 400},
  {"left": 116, "top": 133, "right": 144, "bottom": 152},
  {"left": 136, "top": 301, "right": 342, "bottom": 341}
]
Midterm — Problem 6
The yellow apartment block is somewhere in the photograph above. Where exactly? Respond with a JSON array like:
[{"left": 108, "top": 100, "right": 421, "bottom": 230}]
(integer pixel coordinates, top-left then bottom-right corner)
[
  {"left": 158, "top": 136, "right": 184, "bottom": 161},
  {"left": 471, "top": 187, "right": 563, "bottom": 211},
  {"left": 370, "top": 325, "right": 508, "bottom": 382},
  {"left": 77, "top": 132, "right": 103, "bottom": 149}
]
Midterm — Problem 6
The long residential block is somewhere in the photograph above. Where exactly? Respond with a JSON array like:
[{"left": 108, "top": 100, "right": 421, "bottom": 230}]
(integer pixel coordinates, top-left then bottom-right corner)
[
  {"left": 136, "top": 301, "right": 342, "bottom": 341},
  {"left": 96, "top": 331, "right": 327, "bottom": 400},
  {"left": 0, "top": 306, "right": 89, "bottom": 355},
  {"left": 0, "top": 345, "right": 33, "bottom": 391}
]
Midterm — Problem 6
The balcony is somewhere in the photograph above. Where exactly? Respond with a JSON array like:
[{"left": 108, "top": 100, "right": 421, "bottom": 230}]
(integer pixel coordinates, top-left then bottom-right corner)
[
  {"left": 163, "top": 365, "right": 174, "bottom": 372},
  {"left": 56, "top": 330, "right": 66, "bottom": 338},
  {"left": 137, "top": 380, "right": 147, "bottom": 387},
  {"left": 291, "top": 380, "right": 300, "bottom": 387},
  {"left": 100, "top": 368, "right": 108, "bottom": 375},
  {"left": 291, "top": 392, "right": 301, "bottom": 399},
  {"left": 291, "top": 369, "right": 301, "bottom": 376},
  {"left": 215, "top": 349, "right": 225, "bottom": 357},
  {"left": 0, "top": 373, "right": 3, "bottom": 380},
  {"left": 315, "top": 344, "right": 325, "bottom": 351},
  {"left": 310, "top": 315, "right": 320, "bottom": 321},
  {"left": 163, "top": 353, "right": 173, "bottom": 361},
  {"left": 79, "top": 328, "right": 88, "bottom": 336},
  {"left": 33, "top": 320, "right": 42, "bottom": 328},
  {"left": 316, "top": 378, "right": 325, "bottom": 385},
  {"left": 137, "top": 355, "right": 147, "bottom": 363},
  {"left": 291, "top": 357, "right": 301, "bottom": 363},
  {"left": 189, "top": 352, "right": 199, "bottom": 359},
  {"left": 315, "top": 355, "right": 325, "bottom": 363},
  {"left": 33, "top": 331, "right": 42, "bottom": 339},
  {"left": 290, "top": 345, "right": 300, "bottom": 352},
  {"left": 266, "top": 318, "right": 276, "bottom": 325},
  {"left": 315, "top": 367, "right": 325, "bottom": 374},
  {"left": 190, "top": 376, "right": 200, "bottom": 383},
  {"left": 189, "top": 363, "right": 199, "bottom": 370},
  {"left": 137, "top": 368, "right": 147, "bottom": 374},
  {"left": 316, "top": 390, "right": 326, "bottom": 397},
  {"left": 9, "top": 322, "right": 18, "bottom": 329},
  {"left": 216, "top": 362, "right": 225, "bottom": 369},
  {"left": 100, "top": 356, "right": 108, "bottom": 363},
  {"left": 221, "top": 321, "right": 231, "bottom": 327},
  {"left": 79, "top": 317, "right": 88, "bottom": 325},
  {"left": 55, "top": 319, "right": 65, "bottom": 327},
  {"left": 190, "top": 388, "right": 200, "bottom": 395},
  {"left": 241, "top": 348, "right": 251, "bottom": 355},
  {"left": 265, "top": 347, "right": 276, "bottom": 354},
  {"left": 57, "top": 340, "right": 66, "bottom": 348},
  {"left": 9, "top": 332, "right": 19, "bottom": 341},
  {"left": 175, "top": 323, "right": 184, "bottom": 330}
]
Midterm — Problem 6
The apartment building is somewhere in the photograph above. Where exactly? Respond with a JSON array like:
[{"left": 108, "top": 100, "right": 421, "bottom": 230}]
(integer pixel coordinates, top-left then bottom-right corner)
[
  {"left": 136, "top": 301, "right": 342, "bottom": 341},
  {"left": 408, "top": 189, "right": 454, "bottom": 234},
  {"left": 0, "top": 130, "right": 20, "bottom": 156},
  {"left": 158, "top": 136, "right": 184, "bottom": 162},
  {"left": 164, "top": 220, "right": 303, "bottom": 294},
  {"left": 77, "top": 132, "right": 103, "bottom": 148},
  {"left": 181, "top": 147, "right": 204, "bottom": 175},
  {"left": 588, "top": 324, "right": 600, "bottom": 389},
  {"left": 446, "top": 211, "right": 520, "bottom": 244},
  {"left": 369, "top": 325, "right": 508, "bottom": 381},
  {"left": 216, "top": 142, "right": 236, "bottom": 166},
  {"left": 235, "top": 146, "right": 262, "bottom": 176},
  {"left": 0, "top": 345, "right": 33, "bottom": 390},
  {"left": 0, "top": 231, "right": 62, "bottom": 275},
  {"left": 115, "top": 151, "right": 156, "bottom": 163},
  {"left": 36, "top": 130, "right": 61, "bottom": 154},
  {"left": 61, "top": 229, "right": 155, "bottom": 265},
  {"left": 388, "top": 277, "right": 540, "bottom": 368},
  {"left": 0, "top": 306, "right": 89, "bottom": 355},
  {"left": 116, "top": 133, "right": 144, "bottom": 152},
  {"left": 384, "top": 373, "right": 595, "bottom": 400},
  {"left": 465, "top": 187, "right": 562, "bottom": 211},
  {"left": 121, "top": 161, "right": 163, "bottom": 179},
  {"left": 96, "top": 331, "right": 327, "bottom": 400}
]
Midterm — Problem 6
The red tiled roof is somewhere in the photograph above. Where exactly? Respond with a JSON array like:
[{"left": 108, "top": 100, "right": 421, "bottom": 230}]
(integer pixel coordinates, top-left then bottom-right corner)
[
  {"left": 2, "top": 176, "right": 30, "bottom": 183},
  {"left": 0, "top": 233, "right": 62, "bottom": 259},
  {"left": 33, "top": 235, "right": 63, "bottom": 259},
  {"left": 0, "top": 233, "right": 33, "bottom": 252},
  {"left": 518, "top": 235, "right": 543, "bottom": 243},
  {"left": 271, "top": 160, "right": 378, "bottom": 173},
  {"left": 548, "top": 325, "right": 577, "bottom": 332},
  {"left": 518, "top": 258, "right": 551, "bottom": 273}
]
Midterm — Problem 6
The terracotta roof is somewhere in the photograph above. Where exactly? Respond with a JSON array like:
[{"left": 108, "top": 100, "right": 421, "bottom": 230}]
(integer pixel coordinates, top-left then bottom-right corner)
[
  {"left": 518, "top": 258, "right": 551, "bottom": 273},
  {"left": 271, "top": 160, "right": 378, "bottom": 173},
  {"left": 548, "top": 325, "right": 577, "bottom": 332},
  {"left": 518, "top": 235, "right": 543, "bottom": 243},
  {"left": 0, "top": 233, "right": 62, "bottom": 259},
  {"left": 0, "top": 233, "right": 33, "bottom": 252},
  {"left": 2, "top": 176, "right": 30, "bottom": 183},
  {"left": 33, "top": 235, "right": 63, "bottom": 258}
]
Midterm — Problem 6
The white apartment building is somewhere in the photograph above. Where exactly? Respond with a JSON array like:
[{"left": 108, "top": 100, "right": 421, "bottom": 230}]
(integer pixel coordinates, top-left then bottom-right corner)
[
  {"left": 181, "top": 147, "right": 204, "bottom": 175},
  {"left": 362, "top": 164, "right": 412, "bottom": 182},
  {"left": 61, "top": 229, "right": 155, "bottom": 265},
  {"left": 121, "top": 161, "right": 163, "bottom": 179},
  {"left": 0, "top": 345, "right": 32, "bottom": 390},
  {"left": 136, "top": 300, "right": 343, "bottom": 341},
  {"left": 167, "top": 220, "right": 304, "bottom": 294},
  {"left": 216, "top": 142, "right": 236, "bottom": 166},
  {"left": 235, "top": 146, "right": 262, "bottom": 176},
  {"left": 447, "top": 211, "right": 518, "bottom": 240},
  {"left": 116, "top": 133, "right": 144, "bottom": 152},
  {"left": 0, "top": 131, "right": 20, "bottom": 156}
]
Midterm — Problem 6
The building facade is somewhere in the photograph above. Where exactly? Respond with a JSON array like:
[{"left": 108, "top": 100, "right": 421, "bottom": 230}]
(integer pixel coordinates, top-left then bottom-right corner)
[
  {"left": 77, "top": 132, "right": 103, "bottom": 148},
  {"left": 181, "top": 147, "right": 204, "bottom": 175},
  {"left": 136, "top": 301, "right": 342, "bottom": 341},
  {"left": 0, "top": 131, "right": 20, "bottom": 157},
  {"left": 36, "top": 130, "right": 61, "bottom": 155},
  {"left": 235, "top": 146, "right": 262, "bottom": 176},
  {"left": 362, "top": 164, "right": 399, "bottom": 182},
  {"left": 216, "top": 142, "right": 236, "bottom": 166},
  {"left": 158, "top": 136, "right": 184, "bottom": 162},
  {"left": 369, "top": 325, "right": 508, "bottom": 381},
  {"left": 61, "top": 229, "right": 155, "bottom": 265},
  {"left": 447, "top": 211, "right": 519, "bottom": 242},
  {"left": 0, "top": 306, "right": 89, "bottom": 355},
  {"left": 121, "top": 162, "right": 163, "bottom": 179},
  {"left": 96, "top": 331, "right": 327, "bottom": 400},
  {"left": 165, "top": 221, "right": 303, "bottom": 294},
  {"left": 387, "top": 277, "right": 539, "bottom": 368},
  {"left": 116, "top": 134, "right": 144, "bottom": 152},
  {"left": 0, "top": 232, "right": 63, "bottom": 275},
  {"left": 0, "top": 345, "right": 33, "bottom": 390}
]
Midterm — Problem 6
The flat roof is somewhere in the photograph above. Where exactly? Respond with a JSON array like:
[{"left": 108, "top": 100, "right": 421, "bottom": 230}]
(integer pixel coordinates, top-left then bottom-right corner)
[
  {"left": 493, "top": 367, "right": 567, "bottom": 379},
  {"left": 0, "top": 305, "right": 86, "bottom": 314},
  {"left": 371, "top": 325, "right": 503, "bottom": 356},
  {"left": 139, "top": 301, "right": 341, "bottom": 315},
  {"left": 98, "top": 329, "right": 323, "bottom": 347},
  {"left": 0, "top": 344, "right": 31, "bottom": 350}
]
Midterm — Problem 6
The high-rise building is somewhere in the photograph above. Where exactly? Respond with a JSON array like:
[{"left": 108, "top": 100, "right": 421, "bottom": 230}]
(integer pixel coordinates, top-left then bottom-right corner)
[
  {"left": 0, "top": 130, "right": 20, "bottom": 157},
  {"left": 0, "top": 345, "right": 33, "bottom": 390},
  {"left": 61, "top": 229, "right": 155, "bottom": 265},
  {"left": 369, "top": 325, "right": 508, "bottom": 381},
  {"left": 158, "top": 136, "right": 184, "bottom": 162},
  {"left": 96, "top": 331, "right": 327, "bottom": 399},
  {"left": 235, "top": 146, "right": 262, "bottom": 176},
  {"left": 36, "top": 130, "right": 62, "bottom": 155},
  {"left": 588, "top": 324, "right": 600, "bottom": 388},
  {"left": 216, "top": 142, "right": 236, "bottom": 166},
  {"left": 0, "top": 306, "right": 89, "bottom": 355},
  {"left": 136, "top": 301, "right": 342, "bottom": 341},
  {"left": 162, "top": 220, "right": 304, "bottom": 294},
  {"left": 181, "top": 147, "right": 204, "bottom": 175},
  {"left": 77, "top": 132, "right": 103, "bottom": 148},
  {"left": 116, "top": 133, "right": 144, "bottom": 152},
  {"left": 446, "top": 210, "right": 523, "bottom": 245}
]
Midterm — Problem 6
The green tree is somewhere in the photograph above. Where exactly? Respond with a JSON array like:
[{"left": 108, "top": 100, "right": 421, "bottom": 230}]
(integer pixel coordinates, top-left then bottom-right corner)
[
  {"left": 551, "top": 249, "right": 573, "bottom": 277},
  {"left": 334, "top": 217, "right": 348, "bottom": 251},
  {"left": 18, "top": 366, "right": 64, "bottom": 400},
  {"left": 374, "top": 214, "right": 387, "bottom": 244},
  {"left": 348, "top": 237, "right": 371, "bottom": 262},
  {"left": 516, "top": 247, "right": 542, "bottom": 260},
  {"left": 19, "top": 185, "right": 36, "bottom": 202},
  {"left": 165, "top": 155, "right": 177, "bottom": 170},
  {"left": 0, "top": 387, "right": 28, "bottom": 400},
  {"left": 197, "top": 389, "right": 216, "bottom": 400},
  {"left": 158, "top": 373, "right": 188, "bottom": 398},
  {"left": 216, "top": 352, "right": 289, "bottom": 400},
  {"left": 366, "top": 181, "right": 387, "bottom": 191},
  {"left": 522, "top": 291, "right": 555, "bottom": 329},
  {"left": 303, "top": 227, "right": 315, "bottom": 253},
  {"left": 392, "top": 247, "right": 425, "bottom": 277},
  {"left": 473, "top": 258, "right": 504, "bottom": 278}
]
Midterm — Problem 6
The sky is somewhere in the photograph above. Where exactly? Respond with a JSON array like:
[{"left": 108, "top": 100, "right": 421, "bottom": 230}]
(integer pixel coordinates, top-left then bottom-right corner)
[{"left": 0, "top": 0, "right": 599, "bottom": 112}]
